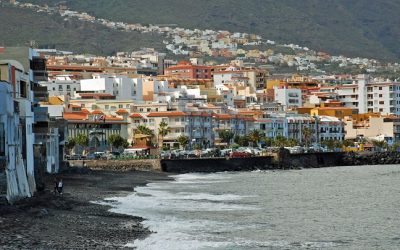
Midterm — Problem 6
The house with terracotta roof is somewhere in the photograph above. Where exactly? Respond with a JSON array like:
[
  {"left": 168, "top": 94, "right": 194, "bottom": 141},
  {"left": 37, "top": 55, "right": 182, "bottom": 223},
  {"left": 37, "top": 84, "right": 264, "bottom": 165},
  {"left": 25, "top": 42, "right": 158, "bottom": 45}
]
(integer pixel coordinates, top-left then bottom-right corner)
[{"left": 63, "top": 109, "right": 129, "bottom": 152}]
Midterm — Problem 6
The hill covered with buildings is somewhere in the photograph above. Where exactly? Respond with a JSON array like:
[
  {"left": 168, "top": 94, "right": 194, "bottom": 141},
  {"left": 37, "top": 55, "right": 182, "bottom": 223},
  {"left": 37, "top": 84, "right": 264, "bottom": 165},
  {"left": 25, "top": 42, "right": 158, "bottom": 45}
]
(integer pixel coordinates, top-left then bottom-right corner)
[{"left": 14, "top": 0, "right": 400, "bottom": 61}]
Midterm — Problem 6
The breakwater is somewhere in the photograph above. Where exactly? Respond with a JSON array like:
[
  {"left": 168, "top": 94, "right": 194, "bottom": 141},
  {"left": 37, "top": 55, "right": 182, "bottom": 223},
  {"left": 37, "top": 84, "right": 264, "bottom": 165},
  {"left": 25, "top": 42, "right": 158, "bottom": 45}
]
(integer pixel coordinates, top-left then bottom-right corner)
[
  {"left": 160, "top": 151, "right": 344, "bottom": 173},
  {"left": 160, "top": 156, "right": 274, "bottom": 173},
  {"left": 66, "top": 151, "right": 400, "bottom": 174},
  {"left": 341, "top": 151, "right": 400, "bottom": 165}
]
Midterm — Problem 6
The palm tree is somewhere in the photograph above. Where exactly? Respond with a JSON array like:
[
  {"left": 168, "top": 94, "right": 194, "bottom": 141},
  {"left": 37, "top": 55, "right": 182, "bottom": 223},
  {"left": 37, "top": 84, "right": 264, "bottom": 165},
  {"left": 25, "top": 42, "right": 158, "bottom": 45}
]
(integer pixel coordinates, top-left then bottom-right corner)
[
  {"left": 135, "top": 125, "right": 154, "bottom": 136},
  {"left": 158, "top": 121, "right": 170, "bottom": 148},
  {"left": 177, "top": 135, "right": 189, "bottom": 150},
  {"left": 248, "top": 129, "right": 265, "bottom": 147},
  {"left": 371, "top": 139, "right": 388, "bottom": 152},
  {"left": 273, "top": 135, "right": 287, "bottom": 147},
  {"left": 302, "top": 127, "right": 312, "bottom": 147}
]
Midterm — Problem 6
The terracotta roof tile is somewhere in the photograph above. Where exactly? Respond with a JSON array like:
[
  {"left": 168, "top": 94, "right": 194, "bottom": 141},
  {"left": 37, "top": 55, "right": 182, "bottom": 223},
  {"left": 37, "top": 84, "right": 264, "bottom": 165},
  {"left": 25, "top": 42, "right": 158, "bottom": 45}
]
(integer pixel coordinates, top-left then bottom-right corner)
[
  {"left": 129, "top": 113, "right": 143, "bottom": 118},
  {"left": 147, "top": 111, "right": 187, "bottom": 117},
  {"left": 116, "top": 109, "right": 129, "bottom": 114},
  {"left": 91, "top": 110, "right": 104, "bottom": 115},
  {"left": 63, "top": 112, "right": 88, "bottom": 121}
]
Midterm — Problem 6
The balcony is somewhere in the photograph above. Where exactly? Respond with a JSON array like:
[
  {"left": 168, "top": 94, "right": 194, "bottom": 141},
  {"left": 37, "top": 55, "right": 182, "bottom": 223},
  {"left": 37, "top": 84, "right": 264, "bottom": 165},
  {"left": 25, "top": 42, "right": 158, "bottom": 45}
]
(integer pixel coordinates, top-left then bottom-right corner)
[{"left": 33, "top": 107, "right": 49, "bottom": 123}]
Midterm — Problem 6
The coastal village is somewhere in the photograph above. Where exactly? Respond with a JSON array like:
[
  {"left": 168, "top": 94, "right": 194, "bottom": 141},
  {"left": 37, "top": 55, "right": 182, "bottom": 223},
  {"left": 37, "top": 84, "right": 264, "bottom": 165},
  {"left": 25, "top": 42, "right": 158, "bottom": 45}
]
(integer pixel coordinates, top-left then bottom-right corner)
[
  {"left": 2, "top": 1, "right": 400, "bottom": 249},
  {"left": 1, "top": 1, "right": 400, "bottom": 205},
  {"left": 2, "top": 45, "right": 400, "bottom": 203}
]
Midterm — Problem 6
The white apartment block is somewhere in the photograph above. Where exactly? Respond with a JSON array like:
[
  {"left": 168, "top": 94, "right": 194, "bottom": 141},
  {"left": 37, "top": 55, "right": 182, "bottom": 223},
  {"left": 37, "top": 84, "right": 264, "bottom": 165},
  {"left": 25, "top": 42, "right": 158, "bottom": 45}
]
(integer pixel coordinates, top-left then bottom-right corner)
[
  {"left": 40, "top": 75, "right": 80, "bottom": 96},
  {"left": 274, "top": 87, "right": 302, "bottom": 110},
  {"left": 79, "top": 74, "right": 143, "bottom": 100},
  {"left": 336, "top": 75, "right": 400, "bottom": 115}
]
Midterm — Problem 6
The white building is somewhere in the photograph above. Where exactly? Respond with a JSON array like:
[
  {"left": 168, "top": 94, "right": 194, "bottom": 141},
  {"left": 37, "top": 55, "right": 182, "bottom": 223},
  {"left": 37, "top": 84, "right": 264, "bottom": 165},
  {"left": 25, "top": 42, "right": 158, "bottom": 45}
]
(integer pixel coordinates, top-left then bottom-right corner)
[
  {"left": 274, "top": 87, "right": 302, "bottom": 109},
  {"left": 79, "top": 74, "right": 143, "bottom": 100},
  {"left": 336, "top": 75, "right": 400, "bottom": 115},
  {"left": 39, "top": 75, "right": 80, "bottom": 96},
  {"left": 0, "top": 77, "right": 35, "bottom": 203}
]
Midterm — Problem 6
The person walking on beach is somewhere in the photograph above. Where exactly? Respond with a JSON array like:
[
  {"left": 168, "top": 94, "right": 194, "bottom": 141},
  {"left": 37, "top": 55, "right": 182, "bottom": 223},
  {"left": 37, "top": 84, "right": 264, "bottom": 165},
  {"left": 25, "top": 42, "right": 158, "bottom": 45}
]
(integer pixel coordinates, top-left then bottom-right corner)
[
  {"left": 57, "top": 178, "right": 63, "bottom": 195},
  {"left": 53, "top": 178, "right": 58, "bottom": 194}
]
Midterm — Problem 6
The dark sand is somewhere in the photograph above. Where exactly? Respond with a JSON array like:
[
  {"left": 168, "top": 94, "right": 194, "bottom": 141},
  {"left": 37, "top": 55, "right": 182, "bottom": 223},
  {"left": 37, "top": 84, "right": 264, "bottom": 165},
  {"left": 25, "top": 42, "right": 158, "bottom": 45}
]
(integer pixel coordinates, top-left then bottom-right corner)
[{"left": 0, "top": 169, "right": 171, "bottom": 249}]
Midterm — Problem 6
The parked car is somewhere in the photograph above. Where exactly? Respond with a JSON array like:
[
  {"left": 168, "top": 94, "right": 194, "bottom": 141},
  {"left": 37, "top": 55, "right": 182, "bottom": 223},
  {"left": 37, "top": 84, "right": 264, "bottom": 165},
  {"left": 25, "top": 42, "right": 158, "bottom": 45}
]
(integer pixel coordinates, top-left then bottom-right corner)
[{"left": 230, "top": 151, "right": 252, "bottom": 158}]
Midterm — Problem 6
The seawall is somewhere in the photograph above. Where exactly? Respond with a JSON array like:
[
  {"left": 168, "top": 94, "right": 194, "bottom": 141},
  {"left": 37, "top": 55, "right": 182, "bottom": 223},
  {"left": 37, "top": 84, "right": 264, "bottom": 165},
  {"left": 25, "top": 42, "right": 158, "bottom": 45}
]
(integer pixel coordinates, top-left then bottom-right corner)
[
  {"left": 68, "top": 159, "right": 161, "bottom": 171},
  {"left": 161, "top": 156, "right": 274, "bottom": 173},
  {"left": 66, "top": 151, "right": 400, "bottom": 174}
]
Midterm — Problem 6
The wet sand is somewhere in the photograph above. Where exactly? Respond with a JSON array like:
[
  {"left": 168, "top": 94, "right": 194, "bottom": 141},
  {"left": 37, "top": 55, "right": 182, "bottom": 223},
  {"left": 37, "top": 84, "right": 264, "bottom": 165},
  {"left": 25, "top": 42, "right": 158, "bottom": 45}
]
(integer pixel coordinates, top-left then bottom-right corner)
[{"left": 0, "top": 168, "right": 171, "bottom": 249}]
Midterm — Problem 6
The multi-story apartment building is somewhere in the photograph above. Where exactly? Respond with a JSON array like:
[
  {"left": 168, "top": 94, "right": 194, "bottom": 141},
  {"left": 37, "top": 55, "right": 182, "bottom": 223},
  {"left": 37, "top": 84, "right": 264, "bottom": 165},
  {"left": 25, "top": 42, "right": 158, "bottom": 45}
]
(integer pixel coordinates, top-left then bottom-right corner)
[
  {"left": 256, "top": 114, "right": 345, "bottom": 144},
  {"left": 0, "top": 59, "right": 37, "bottom": 202},
  {"left": 63, "top": 109, "right": 129, "bottom": 151},
  {"left": 336, "top": 75, "right": 400, "bottom": 115},
  {"left": 164, "top": 61, "right": 213, "bottom": 79},
  {"left": 274, "top": 87, "right": 302, "bottom": 110},
  {"left": 213, "top": 66, "right": 267, "bottom": 92},
  {"left": 39, "top": 75, "right": 80, "bottom": 96}
]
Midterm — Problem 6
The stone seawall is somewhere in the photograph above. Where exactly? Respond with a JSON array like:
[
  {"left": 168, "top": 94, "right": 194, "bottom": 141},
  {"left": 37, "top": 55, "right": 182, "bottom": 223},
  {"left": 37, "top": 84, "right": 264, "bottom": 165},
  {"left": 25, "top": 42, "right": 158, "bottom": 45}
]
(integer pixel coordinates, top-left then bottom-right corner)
[
  {"left": 66, "top": 151, "right": 400, "bottom": 174},
  {"left": 342, "top": 151, "right": 400, "bottom": 165},
  {"left": 68, "top": 159, "right": 161, "bottom": 172},
  {"left": 279, "top": 152, "right": 345, "bottom": 169},
  {"left": 161, "top": 156, "right": 274, "bottom": 173}
]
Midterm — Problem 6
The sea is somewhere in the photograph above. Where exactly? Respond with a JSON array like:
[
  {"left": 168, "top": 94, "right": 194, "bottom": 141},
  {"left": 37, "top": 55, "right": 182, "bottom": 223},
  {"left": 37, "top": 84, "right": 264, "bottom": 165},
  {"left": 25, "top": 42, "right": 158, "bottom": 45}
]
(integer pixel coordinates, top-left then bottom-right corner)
[{"left": 104, "top": 165, "right": 400, "bottom": 249}]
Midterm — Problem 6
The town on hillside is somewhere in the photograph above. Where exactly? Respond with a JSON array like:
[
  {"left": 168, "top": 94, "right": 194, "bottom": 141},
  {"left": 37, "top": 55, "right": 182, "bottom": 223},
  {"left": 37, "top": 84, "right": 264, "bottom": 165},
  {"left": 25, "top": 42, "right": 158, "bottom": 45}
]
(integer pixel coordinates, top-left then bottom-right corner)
[{"left": 1, "top": 41, "right": 400, "bottom": 202}]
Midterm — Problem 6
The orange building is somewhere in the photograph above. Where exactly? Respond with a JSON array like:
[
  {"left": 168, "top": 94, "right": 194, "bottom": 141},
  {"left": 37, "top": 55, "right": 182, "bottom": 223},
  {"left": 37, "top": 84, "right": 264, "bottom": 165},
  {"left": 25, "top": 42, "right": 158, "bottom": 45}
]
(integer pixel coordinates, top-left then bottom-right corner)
[{"left": 164, "top": 61, "right": 213, "bottom": 79}]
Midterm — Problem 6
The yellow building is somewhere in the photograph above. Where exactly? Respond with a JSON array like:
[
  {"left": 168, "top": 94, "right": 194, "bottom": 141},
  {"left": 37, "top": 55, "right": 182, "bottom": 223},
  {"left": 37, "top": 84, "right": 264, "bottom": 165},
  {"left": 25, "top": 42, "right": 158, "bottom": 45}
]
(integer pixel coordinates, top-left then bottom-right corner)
[{"left": 310, "top": 107, "right": 357, "bottom": 119}]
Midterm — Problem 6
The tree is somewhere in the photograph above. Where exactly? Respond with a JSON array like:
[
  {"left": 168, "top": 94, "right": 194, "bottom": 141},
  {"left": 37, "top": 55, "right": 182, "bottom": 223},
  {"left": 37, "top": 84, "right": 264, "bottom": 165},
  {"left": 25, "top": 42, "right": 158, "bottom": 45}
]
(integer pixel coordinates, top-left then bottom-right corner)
[
  {"left": 158, "top": 121, "right": 170, "bottom": 148},
  {"left": 108, "top": 134, "right": 129, "bottom": 152},
  {"left": 273, "top": 135, "right": 287, "bottom": 147},
  {"left": 321, "top": 139, "right": 337, "bottom": 151},
  {"left": 262, "top": 136, "right": 274, "bottom": 147},
  {"left": 286, "top": 138, "right": 299, "bottom": 147},
  {"left": 342, "top": 139, "right": 355, "bottom": 147},
  {"left": 74, "top": 133, "right": 89, "bottom": 155},
  {"left": 135, "top": 125, "right": 153, "bottom": 136},
  {"left": 218, "top": 130, "right": 234, "bottom": 144},
  {"left": 177, "top": 135, "right": 189, "bottom": 150},
  {"left": 75, "top": 134, "right": 89, "bottom": 147},
  {"left": 302, "top": 127, "right": 312, "bottom": 147},
  {"left": 371, "top": 139, "right": 388, "bottom": 152},
  {"left": 65, "top": 137, "right": 76, "bottom": 154},
  {"left": 248, "top": 129, "right": 265, "bottom": 147},
  {"left": 390, "top": 142, "right": 400, "bottom": 152},
  {"left": 234, "top": 135, "right": 249, "bottom": 147}
]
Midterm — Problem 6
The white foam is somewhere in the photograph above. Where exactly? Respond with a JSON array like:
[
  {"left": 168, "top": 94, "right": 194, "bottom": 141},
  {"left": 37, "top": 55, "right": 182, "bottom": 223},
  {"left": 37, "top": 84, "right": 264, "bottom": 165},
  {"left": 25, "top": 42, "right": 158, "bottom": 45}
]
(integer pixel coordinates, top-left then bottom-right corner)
[{"left": 97, "top": 173, "right": 260, "bottom": 250}]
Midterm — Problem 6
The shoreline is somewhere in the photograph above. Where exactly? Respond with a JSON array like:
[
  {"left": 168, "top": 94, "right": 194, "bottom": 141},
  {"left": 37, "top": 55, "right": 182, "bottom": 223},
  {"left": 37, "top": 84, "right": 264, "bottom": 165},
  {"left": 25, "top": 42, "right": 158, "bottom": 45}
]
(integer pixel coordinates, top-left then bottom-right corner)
[{"left": 0, "top": 168, "right": 172, "bottom": 249}]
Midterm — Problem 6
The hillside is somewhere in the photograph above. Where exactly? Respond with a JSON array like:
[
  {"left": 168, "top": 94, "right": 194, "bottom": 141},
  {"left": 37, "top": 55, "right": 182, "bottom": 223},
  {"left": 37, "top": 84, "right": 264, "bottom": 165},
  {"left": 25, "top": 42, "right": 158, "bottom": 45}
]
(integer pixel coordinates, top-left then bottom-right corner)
[
  {"left": 0, "top": 5, "right": 164, "bottom": 55},
  {"left": 16, "top": 0, "right": 400, "bottom": 61}
]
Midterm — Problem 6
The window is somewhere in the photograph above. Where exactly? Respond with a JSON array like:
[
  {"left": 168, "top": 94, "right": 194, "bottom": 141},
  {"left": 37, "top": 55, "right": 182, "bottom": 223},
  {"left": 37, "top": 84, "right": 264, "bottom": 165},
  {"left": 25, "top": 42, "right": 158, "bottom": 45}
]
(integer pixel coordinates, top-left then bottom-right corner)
[
  {"left": 379, "top": 101, "right": 384, "bottom": 105},
  {"left": 66, "top": 85, "right": 70, "bottom": 90},
  {"left": 0, "top": 123, "right": 4, "bottom": 156},
  {"left": 58, "top": 85, "right": 63, "bottom": 90},
  {"left": 126, "top": 104, "right": 130, "bottom": 108},
  {"left": 118, "top": 104, "right": 123, "bottom": 108},
  {"left": 105, "top": 105, "right": 109, "bottom": 110},
  {"left": 379, "top": 87, "right": 382, "bottom": 90}
]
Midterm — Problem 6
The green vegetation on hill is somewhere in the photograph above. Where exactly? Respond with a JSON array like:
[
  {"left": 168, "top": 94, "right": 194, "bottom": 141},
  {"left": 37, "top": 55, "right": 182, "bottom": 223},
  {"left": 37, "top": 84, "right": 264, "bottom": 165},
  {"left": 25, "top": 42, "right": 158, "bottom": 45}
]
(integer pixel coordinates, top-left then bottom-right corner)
[
  {"left": 0, "top": 5, "right": 164, "bottom": 55},
  {"left": 19, "top": 0, "right": 400, "bottom": 61}
]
